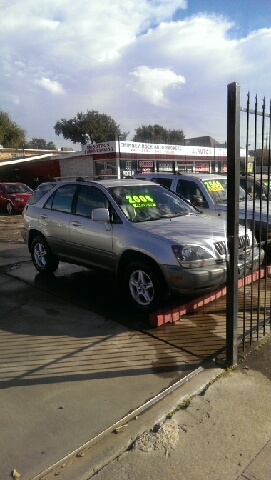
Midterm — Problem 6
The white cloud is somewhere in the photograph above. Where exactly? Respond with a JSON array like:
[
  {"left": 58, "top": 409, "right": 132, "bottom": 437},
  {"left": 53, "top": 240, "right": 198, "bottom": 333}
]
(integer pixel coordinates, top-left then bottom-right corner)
[
  {"left": 33, "top": 78, "right": 66, "bottom": 95},
  {"left": 130, "top": 66, "right": 185, "bottom": 105},
  {"left": 0, "top": 1, "right": 270, "bottom": 146},
  {"left": 0, "top": 0, "right": 187, "bottom": 65}
]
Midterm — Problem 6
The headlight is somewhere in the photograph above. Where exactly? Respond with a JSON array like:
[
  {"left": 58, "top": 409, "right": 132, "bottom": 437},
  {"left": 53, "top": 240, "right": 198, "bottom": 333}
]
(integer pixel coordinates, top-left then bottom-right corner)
[{"left": 172, "top": 245, "right": 213, "bottom": 268}]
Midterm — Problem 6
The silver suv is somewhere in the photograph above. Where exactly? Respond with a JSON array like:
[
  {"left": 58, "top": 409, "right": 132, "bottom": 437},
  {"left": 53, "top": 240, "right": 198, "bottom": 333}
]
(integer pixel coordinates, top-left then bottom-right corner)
[{"left": 22, "top": 177, "right": 263, "bottom": 313}]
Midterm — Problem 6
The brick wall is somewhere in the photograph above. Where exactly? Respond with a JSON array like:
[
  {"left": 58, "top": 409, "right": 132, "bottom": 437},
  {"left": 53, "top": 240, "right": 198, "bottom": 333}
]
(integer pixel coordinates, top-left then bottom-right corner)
[{"left": 59, "top": 155, "right": 94, "bottom": 179}]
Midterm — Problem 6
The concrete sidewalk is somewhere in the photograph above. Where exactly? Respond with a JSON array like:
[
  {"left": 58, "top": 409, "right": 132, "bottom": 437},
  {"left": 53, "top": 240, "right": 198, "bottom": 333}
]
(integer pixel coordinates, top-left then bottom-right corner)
[{"left": 42, "top": 337, "right": 271, "bottom": 480}]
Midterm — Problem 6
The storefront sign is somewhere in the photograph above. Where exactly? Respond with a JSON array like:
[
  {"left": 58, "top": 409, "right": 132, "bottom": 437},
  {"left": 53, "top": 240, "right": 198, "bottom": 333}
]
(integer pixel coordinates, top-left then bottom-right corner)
[
  {"left": 122, "top": 170, "right": 135, "bottom": 177},
  {"left": 82, "top": 142, "right": 115, "bottom": 155},
  {"left": 195, "top": 162, "right": 209, "bottom": 172},
  {"left": 158, "top": 162, "right": 173, "bottom": 172},
  {"left": 138, "top": 161, "right": 154, "bottom": 168},
  {"left": 82, "top": 140, "right": 246, "bottom": 158}
]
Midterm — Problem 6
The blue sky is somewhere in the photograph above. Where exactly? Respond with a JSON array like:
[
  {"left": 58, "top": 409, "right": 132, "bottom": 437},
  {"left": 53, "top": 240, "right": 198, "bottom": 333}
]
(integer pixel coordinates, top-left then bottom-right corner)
[
  {"left": 0, "top": 0, "right": 270, "bottom": 149},
  {"left": 177, "top": 0, "right": 271, "bottom": 37}
]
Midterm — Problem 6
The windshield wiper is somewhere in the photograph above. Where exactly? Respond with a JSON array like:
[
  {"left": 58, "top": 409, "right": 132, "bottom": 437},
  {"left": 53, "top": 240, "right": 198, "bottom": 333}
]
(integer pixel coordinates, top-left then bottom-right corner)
[
  {"left": 134, "top": 216, "right": 160, "bottom": 222},
  {"left": 160, "top": 212, "right": 188, "bottom": 218}
]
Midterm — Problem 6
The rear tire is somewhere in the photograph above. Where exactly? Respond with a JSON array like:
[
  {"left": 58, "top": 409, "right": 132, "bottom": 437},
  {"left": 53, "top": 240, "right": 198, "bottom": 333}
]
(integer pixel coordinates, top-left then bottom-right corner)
[
  {"left": 31, "top": 236, "right": 59, "bottom": 274},
  {"left": 123, "top": 260, "right": 166, "bottom": 313}
]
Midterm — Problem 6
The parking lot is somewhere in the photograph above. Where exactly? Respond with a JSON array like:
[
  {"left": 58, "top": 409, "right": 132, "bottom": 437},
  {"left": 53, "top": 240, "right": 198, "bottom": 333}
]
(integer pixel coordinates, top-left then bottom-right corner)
[{"left": 0, "top": 214, "right": 270, "bottom": 479}]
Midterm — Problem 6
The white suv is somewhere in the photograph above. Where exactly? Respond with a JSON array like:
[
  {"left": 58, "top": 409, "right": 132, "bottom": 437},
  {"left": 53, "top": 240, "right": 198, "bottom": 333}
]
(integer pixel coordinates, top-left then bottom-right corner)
[{"left": 133, "top": 172, "right": 271, "bottom": 260}]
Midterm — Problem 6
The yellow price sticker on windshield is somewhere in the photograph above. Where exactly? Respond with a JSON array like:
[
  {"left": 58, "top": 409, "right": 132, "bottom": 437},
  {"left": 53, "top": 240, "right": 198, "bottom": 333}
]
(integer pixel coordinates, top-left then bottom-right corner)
[
  {"left": 126, "top": 195, "right": 156, "bottom": 207},
  {"left": 204, "top": 181, "right": 224, "bottom": 192}
]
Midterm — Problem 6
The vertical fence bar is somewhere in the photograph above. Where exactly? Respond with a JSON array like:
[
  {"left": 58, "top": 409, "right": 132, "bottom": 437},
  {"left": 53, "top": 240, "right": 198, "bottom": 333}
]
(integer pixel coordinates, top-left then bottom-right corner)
[
  {"left": 226, "top": 82, "right": 241, "bottom": 366},
  {"left": 268, "top": 100, "right": 271, "bottom": 333},
  {"left": 243, "top": 92, "right": 250, "bottom": 351},
  {"left": 256, "top": 98, "right": 266, "bottom": 338},
  {"left": 251, "top": 97, "right": 259, "bottom": 342}
]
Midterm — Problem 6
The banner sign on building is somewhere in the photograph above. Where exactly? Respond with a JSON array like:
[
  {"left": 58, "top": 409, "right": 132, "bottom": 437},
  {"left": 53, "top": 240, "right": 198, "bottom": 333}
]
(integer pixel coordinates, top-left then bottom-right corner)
[{"left": 82, "top": 141, "right": 246, "bottom": 157}]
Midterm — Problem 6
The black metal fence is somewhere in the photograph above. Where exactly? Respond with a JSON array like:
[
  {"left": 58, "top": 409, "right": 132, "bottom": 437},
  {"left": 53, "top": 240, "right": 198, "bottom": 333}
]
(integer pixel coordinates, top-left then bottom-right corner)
[{"left": 226, "top": 82, "right": 271, "bottom": 365}]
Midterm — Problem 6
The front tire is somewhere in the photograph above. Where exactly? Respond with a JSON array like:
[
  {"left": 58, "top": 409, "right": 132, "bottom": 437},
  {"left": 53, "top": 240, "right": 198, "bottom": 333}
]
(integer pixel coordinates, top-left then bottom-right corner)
[
  {"left": 6, "top": 201, "right": 14, "bottom": 215},
  {"left": 31, "top": 236, "right": 59, "bottom": 274},
  {"left": 123, "top": 261, "right": 166, "bottom": 313}
]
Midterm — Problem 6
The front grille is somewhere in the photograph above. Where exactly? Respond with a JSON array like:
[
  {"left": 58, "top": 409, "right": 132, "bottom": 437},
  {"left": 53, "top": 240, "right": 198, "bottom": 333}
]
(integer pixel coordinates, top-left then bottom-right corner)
[
  {"left": 214, "top": 241, "right": 227, "bottom": 256},
  {"left": 238, "top": 234, "right": 251, "bottom": 249},
  {"left": 214, "top": 235, "right": 251, "bottom": 257}
]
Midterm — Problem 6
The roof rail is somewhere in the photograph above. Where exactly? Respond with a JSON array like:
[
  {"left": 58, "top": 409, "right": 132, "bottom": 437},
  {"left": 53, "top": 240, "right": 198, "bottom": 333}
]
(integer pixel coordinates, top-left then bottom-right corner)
[{"left": 46, "top": 175, "right": 119, "bottom": 182}]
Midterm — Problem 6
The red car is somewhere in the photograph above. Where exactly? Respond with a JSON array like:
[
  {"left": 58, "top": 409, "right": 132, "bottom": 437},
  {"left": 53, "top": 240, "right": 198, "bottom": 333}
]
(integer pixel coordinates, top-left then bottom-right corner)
[{"left": 0, "top": 182, "right": 33, "bottom": 214}]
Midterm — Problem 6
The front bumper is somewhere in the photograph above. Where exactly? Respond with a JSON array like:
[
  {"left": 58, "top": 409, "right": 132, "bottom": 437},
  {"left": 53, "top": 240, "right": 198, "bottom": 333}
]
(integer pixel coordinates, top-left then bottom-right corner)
[
  {"left": 163, "top": 247, "right": 265, "bottom": 296},
  {"left": 13, "top": 201, "right": 27, "bottom": 212},
  {"left": 14, "top": 205, "right": 26, "bottom": 212},
  {"left": 238, "top": 247, "right": 265, "bottom": 276},
  {"left": 20, "top": 227, "right": 28, "bottom": 244},
  {"left": 163, "top": 263, "right": 228, "bottom": 295}
]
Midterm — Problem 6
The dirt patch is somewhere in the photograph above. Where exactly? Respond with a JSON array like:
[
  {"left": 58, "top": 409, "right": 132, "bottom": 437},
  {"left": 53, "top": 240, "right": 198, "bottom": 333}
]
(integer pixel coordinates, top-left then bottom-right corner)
[
  {"left": 133, "top": 419, "right": 179, "bottom": 453},
  {"left": 0, "top": 214, "right": 25, "bottom": 244}
]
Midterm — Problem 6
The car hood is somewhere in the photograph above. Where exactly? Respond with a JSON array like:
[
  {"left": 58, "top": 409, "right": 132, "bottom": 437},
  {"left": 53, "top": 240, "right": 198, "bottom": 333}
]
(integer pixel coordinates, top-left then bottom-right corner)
[
  {"left": 7, "top": 192, "right": 32, "bottom": 200},
  {"left": 213, "top": 200, "right": 271, "bottom": 225},
  {"left": 239, "top": 200, "right": 271, "bottom": 223},
  {"left": 133, "top": 213, "right": 229, "bottom": 247}
]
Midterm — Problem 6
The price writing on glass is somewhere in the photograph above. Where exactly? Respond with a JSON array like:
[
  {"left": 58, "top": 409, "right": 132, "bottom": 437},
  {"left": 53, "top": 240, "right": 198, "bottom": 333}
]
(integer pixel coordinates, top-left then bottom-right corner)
[
  {"left": 126, "top": 195, "right": 156, "bottom": 207},
  {"left": 204, "top": 181, "right": 224, "bottom": 192}
]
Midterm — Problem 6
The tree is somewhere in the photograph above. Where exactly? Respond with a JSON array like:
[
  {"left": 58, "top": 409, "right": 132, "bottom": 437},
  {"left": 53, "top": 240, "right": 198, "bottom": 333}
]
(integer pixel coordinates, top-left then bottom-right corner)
[
  {"left": 132, "top": 124, "right": 185, "bottom": 145},
  {"left": 25, "top": 138, "right": 56, "bottom": 150},
  {"left": 0, "top": 110, "right": 26, "bottom": 147},
  {"left": 46, "top": 141, "right": 57, "bottom": 150},
  {"left": 168, "top": 129, "right": 186, "bottom": 145},
  {"left": 54, "top": 110, "right": 128, "bottom": 145}
]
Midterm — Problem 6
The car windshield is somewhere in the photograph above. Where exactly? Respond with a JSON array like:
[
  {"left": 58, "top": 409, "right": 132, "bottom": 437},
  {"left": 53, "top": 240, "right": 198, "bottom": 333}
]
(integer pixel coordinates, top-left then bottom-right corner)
[
  {"left": 5, "top": 184, "right": 32, "bottom": 194},
  {"left": 202, "top": 178, "right": 247, "bottom": 204},
  {"left": 108, "top": 183, "right": 196, "bottom": 222}
]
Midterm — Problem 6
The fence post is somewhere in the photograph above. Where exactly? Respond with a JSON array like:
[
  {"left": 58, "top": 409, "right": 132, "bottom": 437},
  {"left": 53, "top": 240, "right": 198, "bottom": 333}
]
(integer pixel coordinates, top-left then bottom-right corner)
[{"left": 226, "top": 82, "right": 241, "bottom": 366}]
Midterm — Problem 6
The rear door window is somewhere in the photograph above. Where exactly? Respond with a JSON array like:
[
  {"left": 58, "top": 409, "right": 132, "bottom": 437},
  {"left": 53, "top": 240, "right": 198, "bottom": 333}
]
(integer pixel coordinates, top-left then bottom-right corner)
[{"left": 45, "top": 184, "right": 78, "bottom": 213}]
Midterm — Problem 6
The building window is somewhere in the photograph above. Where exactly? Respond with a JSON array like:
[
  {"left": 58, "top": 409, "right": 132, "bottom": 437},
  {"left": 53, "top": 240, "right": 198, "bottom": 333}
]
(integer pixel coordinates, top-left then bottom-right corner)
[{"left": 94, "top": 160, "right": 117, "bottom": 177}]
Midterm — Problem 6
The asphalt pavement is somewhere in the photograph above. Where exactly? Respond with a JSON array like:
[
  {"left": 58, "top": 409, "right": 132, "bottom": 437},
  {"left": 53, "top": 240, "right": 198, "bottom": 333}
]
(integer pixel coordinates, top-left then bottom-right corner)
[{"left": 1, "top": 241, "right": 271, "bottom": 480}]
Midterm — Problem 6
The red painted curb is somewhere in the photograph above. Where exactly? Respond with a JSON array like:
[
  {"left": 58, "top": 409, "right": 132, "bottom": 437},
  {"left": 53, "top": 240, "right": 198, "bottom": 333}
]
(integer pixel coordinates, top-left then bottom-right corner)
[{"left": 149, "top": 266, "right": 271, "bottom": 327}]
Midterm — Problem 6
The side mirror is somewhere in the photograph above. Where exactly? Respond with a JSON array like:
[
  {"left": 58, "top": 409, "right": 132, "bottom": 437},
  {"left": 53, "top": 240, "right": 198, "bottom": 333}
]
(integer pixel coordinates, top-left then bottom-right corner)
[
  {"left": 191, "top": 195, "right": 208, "bottom": 208},
  {"left": 91, "top": 208, "right": 110, "bottom": 222}
]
